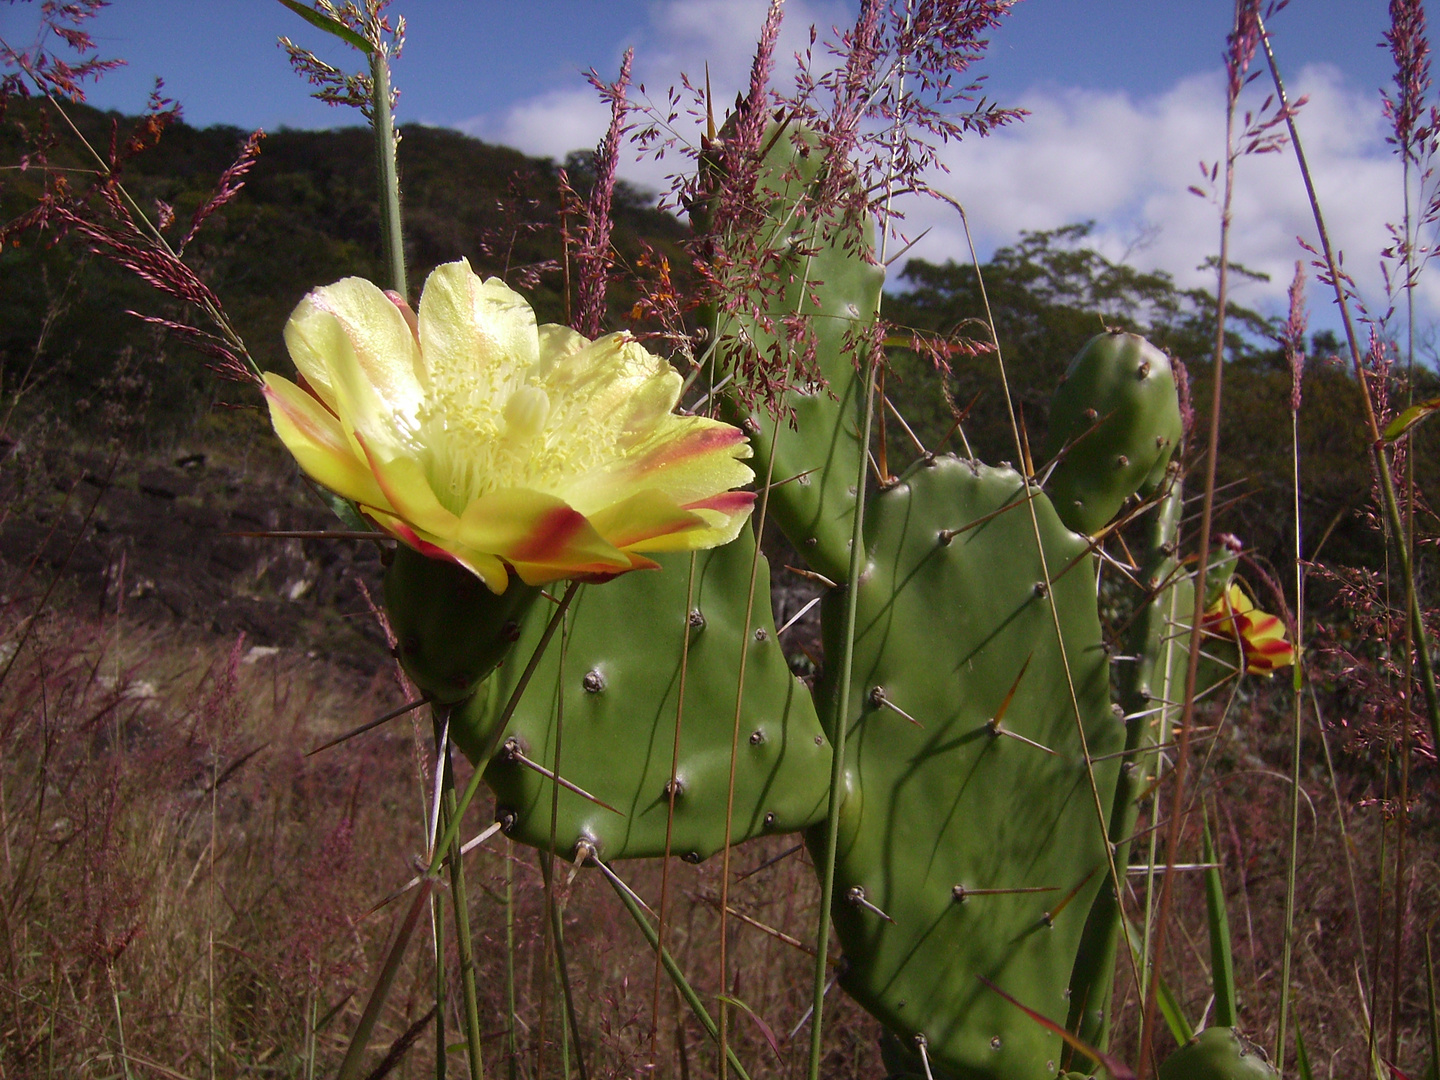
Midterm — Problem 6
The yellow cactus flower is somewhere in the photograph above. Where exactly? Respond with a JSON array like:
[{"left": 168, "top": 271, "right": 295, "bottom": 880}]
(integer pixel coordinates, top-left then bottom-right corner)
[
  {"left": 1202, "top": 582, "right": 1295, "bottom": 675},
  {"left": 263, "top": 259, "right": 754, "bottom": 593}
]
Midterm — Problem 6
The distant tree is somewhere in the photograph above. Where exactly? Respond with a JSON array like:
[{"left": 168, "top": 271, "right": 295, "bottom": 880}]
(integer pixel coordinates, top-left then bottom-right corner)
[
  {"left": 0, "top": 101, "right": 687, "bottom": 442},
  {"left": 881, "top": 223, "right": 1439, "bottom": 584}
]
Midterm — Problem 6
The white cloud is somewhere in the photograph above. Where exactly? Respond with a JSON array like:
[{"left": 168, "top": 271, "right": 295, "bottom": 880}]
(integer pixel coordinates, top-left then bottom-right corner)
[
  {"left": 891, "top": 63, "right": 1419, "bottom": 331},
  {"left": 456, "top": 0, "right": 848, "bottom": 196},
  {"left": 460, "top": 8, "right": 1423, "bottom": 333}
]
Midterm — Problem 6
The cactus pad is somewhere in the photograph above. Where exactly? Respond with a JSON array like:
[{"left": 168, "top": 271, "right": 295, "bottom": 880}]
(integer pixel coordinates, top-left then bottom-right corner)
[
  {"left": 1159, "top": 1028, "right": 1279, "bottom": 1080},
  {"left": 712, "top": 123, "right": 886, "bottom": 582},
  {"left": 451, "top": 527, "right": 833, "bottom": 861},
  {"left": 1043, "top": 331, "right": 1182, "bottom": 535},
  {"left": 809, "top": 454, "right": 1122, "bottom": 1079}
]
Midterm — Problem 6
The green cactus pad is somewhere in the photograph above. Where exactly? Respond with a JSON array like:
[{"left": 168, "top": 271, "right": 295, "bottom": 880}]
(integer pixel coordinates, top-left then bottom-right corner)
[
  {"left": 1043, "top": 331, "right": 1182, "bottom": 535},
  {"left": 451, "top": 527, "right": 833, "bottom": 861},
  {"left": 384, "top": 545, "right": 540, "bottom": 704},
  {"left": 1159, "top": 1027, "right": 1279, "bottom": 1080},
  {"left": 1067, "top": 477, "right": 1190, "bottom": 1061},
  {"left": 712, "top": 123, "right": 886, "bottom": 583},
  {"left": 809, "top": 454, "right": 1122, "bottom": 1079}
]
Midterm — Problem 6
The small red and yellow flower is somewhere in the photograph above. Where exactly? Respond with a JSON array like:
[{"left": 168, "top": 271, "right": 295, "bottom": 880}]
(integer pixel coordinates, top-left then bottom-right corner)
[
  {"left": 1202, "top": 582, "right": 1295, "bottom": 675},
  {"left": 263, "top": 259, "right": 755, "bottom": 593}
]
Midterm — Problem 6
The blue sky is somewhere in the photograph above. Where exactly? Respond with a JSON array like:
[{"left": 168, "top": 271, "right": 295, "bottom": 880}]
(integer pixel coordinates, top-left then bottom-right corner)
[
  {"left": 2, "top": 1, "right": 1425, "bottom": 335},
  {"left": 42, "top": 2, "right": 1395, "bottom": 134}
]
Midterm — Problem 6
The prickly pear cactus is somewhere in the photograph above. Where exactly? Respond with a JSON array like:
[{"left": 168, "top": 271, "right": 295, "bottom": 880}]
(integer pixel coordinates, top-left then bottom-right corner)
[
  {"left": 1159, "top": 1027, "right": 1279, "bottom": 1080},
  {"left": 1066, "top": 472, "right": 1190, "bottom": 1064},
  {"left": 384, "top": 545, "right": 540, "bottom": 703},
  {"left": 1043, "top": 331, "right": 1182, "bottom": 535},
  {"left": 809, "top": 454, "right": 1122, "bottom": 1080},
  {"left": 710, "top": 123, "right": 886, "bottom": 583},
  {"left": 451, "top": 526, "right": 832, "bottom": 861}
]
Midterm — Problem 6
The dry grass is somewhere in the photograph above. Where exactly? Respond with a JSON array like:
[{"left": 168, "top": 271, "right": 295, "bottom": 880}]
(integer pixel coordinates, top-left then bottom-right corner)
[{"left": 0, "top": 581, "right": 894, "bottom": 1079}]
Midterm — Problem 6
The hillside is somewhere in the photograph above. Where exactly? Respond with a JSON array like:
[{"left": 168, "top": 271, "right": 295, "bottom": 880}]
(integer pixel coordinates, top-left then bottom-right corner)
[{"left": 0, "top": 99, "right": 686, "bottom": 440}]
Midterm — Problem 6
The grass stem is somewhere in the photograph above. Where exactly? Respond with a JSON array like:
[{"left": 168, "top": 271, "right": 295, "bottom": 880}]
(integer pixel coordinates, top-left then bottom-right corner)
[
  {"left": 593, "top": 856, "right": 752, "bottom": 1080},
  {"left": 437, "top": 714, "right": 485, "bottom": 1080},
  {"left": 805, "top": 342, "right": 877, "bottom": 1080},
  {"left": 1259, "top": 13, "right": 1440, "bottom": 760},
  {"left": 370, "top": 46, "right": 407, "bottom": 298}
]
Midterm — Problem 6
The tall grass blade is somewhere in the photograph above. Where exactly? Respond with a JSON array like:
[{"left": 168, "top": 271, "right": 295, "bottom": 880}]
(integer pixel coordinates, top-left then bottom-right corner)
[
  {"left": 591, "top": 856, "right": 753, "bottom": 1080},
  {"left": 437, "top": 725, "right": 484, "bottom": 1080},
  {"left": 1295, "top": 1025, "right": 1314, "bottom": 1080},
  {"left": 1257, "top": 12, "right": 1440, "bottom": 758},
  {"left": 1426, "top": 929, "right": 1439, "bottom": 1080},
  {"left": 275, "top": 0, "right": 374, "bottom": 53},
  {"left": 541, "top": 854, "right": 589, "bottom": 1080},
  {"left": 806, "top": 345, "right": 876, "bottom": 1080},
  {"left": 1125, "top": 919, "right": 1193, "bottom": 1047},
  {"left": 505, "top": 839, "right": 518, "bottom": 1080},
  {"left": 336, "top": 879, "right": 436, "bottom": 1080},
  {"left": 369, "top": 46, "right": 406, "bottom": 298},
  {"left": 1202, "top": 809, "right": 1237, "bottom": 1029}
]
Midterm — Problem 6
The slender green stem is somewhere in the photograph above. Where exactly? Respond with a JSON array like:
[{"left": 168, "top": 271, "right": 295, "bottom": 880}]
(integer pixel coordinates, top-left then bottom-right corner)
[
  {"left": 370, "top": 46, "right": 407, "bottom": 297},
  {"left": 306, "top": 973, "right": 318, "bottom": 1080},
  {"left": 1140, "top": 583, "right": 1185, "bottom": 996},
  {"left": 1424, "top": 929, "right": 1439, "bottom": 1080},
  {"left": 438, "top": 716, "right": 485, "bottom": 1080},
  {"left": 108, "top": 968, "right": 135, "bottom": 1080},
  {"left": 717, "top": 410, "right": 781, "bottom": 1080},
  {"left": 1391, "top": 135, "right": 1417, "bottom": 1073},
  {"left": 538, "top": 598, "right": 575, "bottom": 1080},
  {"left": 336, "top": 880, "right": 436, "bottom": 1080},
  {"left": 434, "top": 874, "right": 447, "bottom": 1080},
  {"left": 1139, "top": 17, "right": 1243, "bottom": 1067},
  {"left": 806, "top": 347, "right": 877, "bottom": 1080},
  {"left": 1066, "top": 476, "right": 1182, "bottom": 1067},
  {"left": 651, "top": 553, "right": 698, "bottom": 1070},
  {"left": 433, "top": 583, "right": 580, "bottom": 875},
  {"left": 1276, "top": 402, "right": 1306, "bottom": 1068},
  {"left": 592, "top": 856, "right": 752, "bottom": 1080},
  {"left": 539, "top": 597, "right": 588, "bottom": 1080},
  {"left": 541, "top": 855, "right": 588, "bottom": 1080},
  {"left": 1306, "top": 683, "right": 1370, "bottom": 979},
  {"left": 505, "top": 838, "right": 518, "bottom": 1080},
  {"left": 339, "top": 585, "right": 575, "bottom": 1080},
  {"left": 1201, "top": 805, "right": 1237, "bottom": 1028}
]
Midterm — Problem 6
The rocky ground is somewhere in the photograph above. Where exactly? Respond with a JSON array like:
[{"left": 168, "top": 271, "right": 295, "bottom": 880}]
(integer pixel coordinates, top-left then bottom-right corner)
[
  {"left": 0, "top": 411, "right": 826, "bottom": 678},
  {"left": 0, "top": 415, "right": 393, "bottom": 674}
]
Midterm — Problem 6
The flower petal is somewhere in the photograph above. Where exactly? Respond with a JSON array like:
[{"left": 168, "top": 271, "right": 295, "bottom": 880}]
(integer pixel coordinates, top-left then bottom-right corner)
[
  {"left": 419, "top": 260, "right": 539, "bottom": 389},
  {"left": 366, "top": 507, "right": 511, "bottom": 593},
  {"left": 359, "top": 439, "right": 462, "bottom": 542},
  {"left": 262, "top": 374, "right": 389, "bottom": 510},
  {"left": 286, "top": 276, "right": 425, "bottom": 434},
  {"left": 457, "top": 488, "right": 632, "bottom": 584},
  {"left": 538, "top": 332, "right": 680, "bottom": 423},
  {"left": 585, "top": 489, "right": 710, "bottom": 550},
  {"left": 560, "top": 417, "right": 754, "bottom": 516},
  {"left": 1202, "top": 582, "right": 1294, "bottom": 675},
  {"left": 536, "top": 323, "right": 589, "bottom": 368}
]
